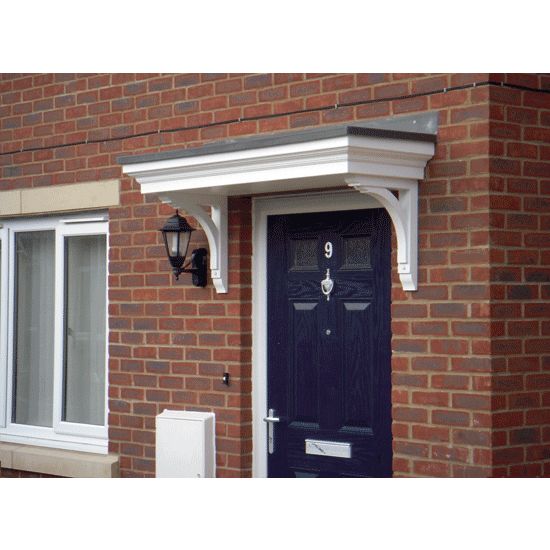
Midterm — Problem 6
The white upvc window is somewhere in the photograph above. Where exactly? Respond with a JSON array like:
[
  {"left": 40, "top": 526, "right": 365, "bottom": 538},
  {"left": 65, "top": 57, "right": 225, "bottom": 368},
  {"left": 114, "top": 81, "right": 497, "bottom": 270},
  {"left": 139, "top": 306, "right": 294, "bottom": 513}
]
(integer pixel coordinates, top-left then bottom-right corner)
[{"left": 0, "top": 214, "right": 108, "bottom": 454}]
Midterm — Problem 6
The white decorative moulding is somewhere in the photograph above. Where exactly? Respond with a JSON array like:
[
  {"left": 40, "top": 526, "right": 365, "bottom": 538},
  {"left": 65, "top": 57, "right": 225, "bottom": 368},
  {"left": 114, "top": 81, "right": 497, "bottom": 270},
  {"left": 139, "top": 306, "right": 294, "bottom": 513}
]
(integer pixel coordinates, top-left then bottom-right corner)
[{"left": 120, "top": 122, "right": 436, "bottom": 292}]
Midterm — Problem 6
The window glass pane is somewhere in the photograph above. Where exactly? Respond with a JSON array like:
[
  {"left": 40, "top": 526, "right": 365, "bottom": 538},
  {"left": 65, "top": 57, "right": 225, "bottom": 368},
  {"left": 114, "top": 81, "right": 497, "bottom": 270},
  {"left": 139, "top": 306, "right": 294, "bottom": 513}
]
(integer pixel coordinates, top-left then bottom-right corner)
[
  {"left": 63, "top": 234, "right": 106, "bottom": 426},
  {"left": 14, "top": 231, "right": 55, "bottom": 427}
]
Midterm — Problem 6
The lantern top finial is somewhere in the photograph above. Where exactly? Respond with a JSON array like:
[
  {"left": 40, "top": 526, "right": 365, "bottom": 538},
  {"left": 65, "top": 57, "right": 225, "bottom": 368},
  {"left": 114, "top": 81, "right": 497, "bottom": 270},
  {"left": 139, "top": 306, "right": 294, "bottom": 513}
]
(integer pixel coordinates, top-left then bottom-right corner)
[{"left": 160, "top": 210, "right": 195, "bottom": 234}]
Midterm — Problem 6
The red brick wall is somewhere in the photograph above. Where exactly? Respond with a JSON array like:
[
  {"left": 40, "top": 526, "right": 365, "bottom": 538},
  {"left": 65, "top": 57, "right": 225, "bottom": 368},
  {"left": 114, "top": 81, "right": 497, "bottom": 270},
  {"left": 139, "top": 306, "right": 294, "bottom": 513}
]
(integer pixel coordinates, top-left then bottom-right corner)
[
  {"left": 0, "top": 73, "right": 548, "bottom": 477},
  {"left": 390, "top": 76, "right": 494, "bottom": 477},
  {"left": 487, "top": 79, "right": 550, "bottom": 477},
  {"left": 108, "top": 194, "right": 252, "bottom": 476}
]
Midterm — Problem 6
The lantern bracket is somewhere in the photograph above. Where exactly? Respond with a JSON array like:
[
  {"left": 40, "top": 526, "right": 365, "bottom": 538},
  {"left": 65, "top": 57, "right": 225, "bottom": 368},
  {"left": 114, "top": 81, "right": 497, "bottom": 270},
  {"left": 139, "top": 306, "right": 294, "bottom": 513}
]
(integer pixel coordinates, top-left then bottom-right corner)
[{"left": 158, "top": 193, "right": 228, "bottom": 293}]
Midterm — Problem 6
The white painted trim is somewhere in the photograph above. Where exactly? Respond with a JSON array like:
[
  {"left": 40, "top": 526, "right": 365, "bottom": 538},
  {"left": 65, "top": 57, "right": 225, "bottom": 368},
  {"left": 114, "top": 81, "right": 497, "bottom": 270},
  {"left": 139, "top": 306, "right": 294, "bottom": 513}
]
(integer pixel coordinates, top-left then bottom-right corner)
[
  {"left": 251, "top": 191, "right": 381, "bottom": 478},
  {"left": 0, "top": 214, "right": 109, "bottom": 454},
  {"left": 124, "top": 132, "right": 434, "bottom": 293},
  {"left": 61, "top": 215, "right": 108, "bottom": 224},
  {"left": 123, "top": 136, "right": 433, "bottom": 194},
  {"left": 0, "top": 226, "right": 8, "bottom": 429},
  {"left": 346, "top": 176, "right": 419, "bottom": 290},
  {"left": 53, "top": 221, "right": 109, "bottom": 442}
]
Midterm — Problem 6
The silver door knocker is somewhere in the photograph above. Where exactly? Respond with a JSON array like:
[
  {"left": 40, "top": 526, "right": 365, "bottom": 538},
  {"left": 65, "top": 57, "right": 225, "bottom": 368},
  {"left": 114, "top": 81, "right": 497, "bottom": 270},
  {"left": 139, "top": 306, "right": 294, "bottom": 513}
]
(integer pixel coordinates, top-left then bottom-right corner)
[{"left": 321, "top": 268, "right": 334, "bottom": 301}]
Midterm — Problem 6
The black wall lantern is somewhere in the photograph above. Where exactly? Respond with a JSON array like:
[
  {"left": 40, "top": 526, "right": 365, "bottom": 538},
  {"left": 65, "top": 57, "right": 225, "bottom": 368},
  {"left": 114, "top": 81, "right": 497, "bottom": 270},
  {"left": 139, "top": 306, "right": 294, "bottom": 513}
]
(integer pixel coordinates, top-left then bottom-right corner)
[{"left": 160, "top": 209, "right": 208, "bottom": 286}]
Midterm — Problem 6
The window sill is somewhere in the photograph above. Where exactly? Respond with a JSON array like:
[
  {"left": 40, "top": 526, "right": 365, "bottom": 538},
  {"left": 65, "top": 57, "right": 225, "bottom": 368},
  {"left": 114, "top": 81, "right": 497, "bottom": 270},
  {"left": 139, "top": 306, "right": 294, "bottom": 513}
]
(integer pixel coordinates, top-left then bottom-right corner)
[{"left": 0, "top": 442, "right": 119, "bottom": 478}]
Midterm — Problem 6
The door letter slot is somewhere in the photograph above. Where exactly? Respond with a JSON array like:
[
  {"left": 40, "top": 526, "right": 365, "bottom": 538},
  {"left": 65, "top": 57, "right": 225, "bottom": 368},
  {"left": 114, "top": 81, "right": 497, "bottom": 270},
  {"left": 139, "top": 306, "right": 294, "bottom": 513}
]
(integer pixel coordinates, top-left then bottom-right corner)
[{"left": 305, "top": 439, "right": 352, "bottom": 459}]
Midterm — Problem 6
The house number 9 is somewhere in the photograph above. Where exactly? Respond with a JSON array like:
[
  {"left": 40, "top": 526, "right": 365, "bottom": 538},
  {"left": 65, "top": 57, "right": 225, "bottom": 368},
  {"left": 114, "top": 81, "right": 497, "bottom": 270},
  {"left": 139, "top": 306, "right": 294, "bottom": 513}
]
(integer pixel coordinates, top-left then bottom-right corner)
[{"left": 324, "top": 242, "right": 333, "bottom": 258}]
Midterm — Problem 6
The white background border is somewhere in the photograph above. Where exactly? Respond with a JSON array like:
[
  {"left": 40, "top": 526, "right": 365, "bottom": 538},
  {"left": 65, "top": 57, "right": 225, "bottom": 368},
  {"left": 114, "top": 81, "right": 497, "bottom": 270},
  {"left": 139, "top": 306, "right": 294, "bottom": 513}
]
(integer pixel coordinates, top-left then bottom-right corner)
[{"left": 1, "top": 5, "right": 546, "bottom": 548}]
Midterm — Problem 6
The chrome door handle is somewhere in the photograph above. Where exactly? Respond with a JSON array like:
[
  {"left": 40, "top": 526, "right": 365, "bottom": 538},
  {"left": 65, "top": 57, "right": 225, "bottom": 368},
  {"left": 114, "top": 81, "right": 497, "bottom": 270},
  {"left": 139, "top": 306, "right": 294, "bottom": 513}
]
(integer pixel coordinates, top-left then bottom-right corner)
[
  {"left": 263, "top": 408, "right": 280, "bottom": 454},
  {"left": 264, "top": 410, "right": 280, "bottom": 424}
]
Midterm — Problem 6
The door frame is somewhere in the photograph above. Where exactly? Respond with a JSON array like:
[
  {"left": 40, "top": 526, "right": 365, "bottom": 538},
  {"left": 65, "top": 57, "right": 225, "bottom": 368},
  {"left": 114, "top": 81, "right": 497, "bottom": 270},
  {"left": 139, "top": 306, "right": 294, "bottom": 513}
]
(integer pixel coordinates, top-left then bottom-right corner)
[{"left": 251, "top": 190, "right": 385, "bottom": 477}]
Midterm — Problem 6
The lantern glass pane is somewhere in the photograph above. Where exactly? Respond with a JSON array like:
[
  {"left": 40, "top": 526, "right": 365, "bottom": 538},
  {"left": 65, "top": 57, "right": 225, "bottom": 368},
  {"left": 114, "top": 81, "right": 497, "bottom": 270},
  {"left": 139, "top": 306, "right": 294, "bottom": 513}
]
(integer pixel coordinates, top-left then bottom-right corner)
[
  {"left": 180, "top": 231, "right": 192, "bottom": 258},
  {"left": 170, "top": 232, "right": 179, "bottom": 256}
]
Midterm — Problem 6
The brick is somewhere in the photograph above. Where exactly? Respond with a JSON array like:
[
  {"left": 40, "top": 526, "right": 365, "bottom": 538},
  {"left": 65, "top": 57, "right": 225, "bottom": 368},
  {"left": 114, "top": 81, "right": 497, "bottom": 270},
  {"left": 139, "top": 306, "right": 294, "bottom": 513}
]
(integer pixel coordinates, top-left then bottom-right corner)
[
  {"left": 453, "top": 429, "right": 490, "bottom": 446},
  {"left": 494, "top": 447, "right": 524, "bottom": 465},
  {"left": 451, "top": 357, "right": 492, "bottom": 373},
  {"left": 510, "top": 428, "right": 540, "bottom": 445},
  {"left": 432, "top": 410, "right": 470, "bottom": 427},
  {"left": 506, "top": 106, "right": 538, "bottom": 124},
  {"left": 289, "top": 112, "right": 320, "bottom": 128},
  {"left": 355, "top": 102, "right": 391, "bottom": 119},
  {"left": 452, "top": 393, "right": 491, "bottom": 410},
  {"left": 412, "top": 392, "right": 449, "bottom": 407},
  {"left": 411, "top": 321, "right": 448, "bottom": 336},
  {"left": 393, "top": 339, "right": 428, "bottom": 353},
  {"left": 413, "top": 461, "right": 451, "bottom": 477},
  {"left": 452, "top": 321, "right": 490, "bottom": 337},
  {"left": 393, "top": 96, "right": 429, "bottom": 114},
  {"left": 451, "top": 105, "right": 489, "bottom": 123},
  {"left": 431, "top": 375, "right": 470, "bottom": 391},
  {"left": 412, "top": 425, "right": 449, "bottom": 442},
  {"left": 450, "top": 74, "right": 488, "bottom": 87},
  {"left": 394, "top": 441, "right": 429, "bottom": 458},
  {"left": 430, "top": 303, "right": 467, "bottom": 318},
  {"left": 452, "top": 465, "right": 491, "bottom": 478},
  {"left": 486, "top": 119, "right": 519, "bottom": 139},
  {"left": 355, "top": 74, "right": 386, "bottom": 86},
  {"left": 412, "top": 76, "right": 448, "bottom": 95},
  {"left": 393, "top": 374, "right": 428, "bottom": 388},
  {"left": 411, "top": 357, "right": 447, "bottom": 371},
  {"left": 392, "top": 304, "right": 427, "bottom": 318},
  {"left": 289, "top": 81, "right": 320, "bottom": 97},
  {"left": 451, "top": 285, "right": 490, "bottom": 300},
  {"left": 393, "top": 407, "right": 428, "bottom": 423},
  {"left": 374, "top": 83, "right": 408, "bottom": 99},
  {"left": 432, "top": 445, "right": 469, "bottom": 463},
  {"left": 322, "top": 74, "right": 354, "bottom": 92},
  {"left": 430, "top": 197, "right": 467, "bottom": 213},
  {"left": 429, "top": 161, "right": 467, "bottom": 178}
]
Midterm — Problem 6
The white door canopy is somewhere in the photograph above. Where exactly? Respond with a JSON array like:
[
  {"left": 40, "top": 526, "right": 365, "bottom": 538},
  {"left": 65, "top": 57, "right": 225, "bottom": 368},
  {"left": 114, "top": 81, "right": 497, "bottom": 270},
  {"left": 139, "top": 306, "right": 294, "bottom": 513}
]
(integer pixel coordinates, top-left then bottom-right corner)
[{"left": 119, "top": 113, "right": 437, "bottom": 293}]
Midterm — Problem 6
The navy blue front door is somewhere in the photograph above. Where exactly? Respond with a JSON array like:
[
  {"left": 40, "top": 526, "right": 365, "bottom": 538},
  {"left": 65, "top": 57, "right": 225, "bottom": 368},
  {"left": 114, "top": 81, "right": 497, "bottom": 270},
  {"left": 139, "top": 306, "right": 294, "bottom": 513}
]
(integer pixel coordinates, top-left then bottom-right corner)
[{"left": 267, "top": 208, "right": 392, "bottom": 477}]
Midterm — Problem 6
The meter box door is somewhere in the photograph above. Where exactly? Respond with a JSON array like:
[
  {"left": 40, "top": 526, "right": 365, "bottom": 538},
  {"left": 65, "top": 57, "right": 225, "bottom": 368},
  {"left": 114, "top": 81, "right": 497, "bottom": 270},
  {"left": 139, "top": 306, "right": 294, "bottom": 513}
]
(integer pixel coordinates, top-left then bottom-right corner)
[{"left": 155, "top": 410, "right": 216, "bottom": 478}]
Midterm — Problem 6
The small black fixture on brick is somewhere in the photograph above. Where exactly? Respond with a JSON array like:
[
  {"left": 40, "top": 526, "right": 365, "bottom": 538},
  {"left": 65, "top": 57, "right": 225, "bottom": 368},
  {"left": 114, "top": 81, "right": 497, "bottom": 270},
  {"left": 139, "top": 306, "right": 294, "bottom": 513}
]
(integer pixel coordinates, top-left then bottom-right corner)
[{"left": 160, "top": 209, "right": 207, "bottom": 286}]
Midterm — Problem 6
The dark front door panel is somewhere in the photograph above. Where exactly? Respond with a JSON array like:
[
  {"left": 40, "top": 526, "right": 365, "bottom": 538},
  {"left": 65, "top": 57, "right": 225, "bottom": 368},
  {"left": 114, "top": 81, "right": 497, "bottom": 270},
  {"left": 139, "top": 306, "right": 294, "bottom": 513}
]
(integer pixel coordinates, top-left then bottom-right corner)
[{"left": 267, "top": 208, "right": 392, "bottom": 477}]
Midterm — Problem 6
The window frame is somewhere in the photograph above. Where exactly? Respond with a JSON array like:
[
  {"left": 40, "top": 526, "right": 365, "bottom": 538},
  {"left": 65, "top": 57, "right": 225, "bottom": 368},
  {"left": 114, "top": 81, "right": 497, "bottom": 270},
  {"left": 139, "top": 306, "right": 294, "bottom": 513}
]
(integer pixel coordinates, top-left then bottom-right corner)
[
  {"left": 0, "top": 223, "right": 8, "bottom": 430},
  {"left": 0, "top": 214, "right": 109, "bottom": 454}
]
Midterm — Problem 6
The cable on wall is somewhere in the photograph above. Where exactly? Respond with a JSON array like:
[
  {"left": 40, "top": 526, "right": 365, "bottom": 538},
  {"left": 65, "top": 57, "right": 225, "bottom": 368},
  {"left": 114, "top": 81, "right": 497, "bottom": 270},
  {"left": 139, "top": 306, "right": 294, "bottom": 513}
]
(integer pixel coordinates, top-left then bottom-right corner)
[{"left": 0, "top": 80, "right": 549, "bottom": 158}]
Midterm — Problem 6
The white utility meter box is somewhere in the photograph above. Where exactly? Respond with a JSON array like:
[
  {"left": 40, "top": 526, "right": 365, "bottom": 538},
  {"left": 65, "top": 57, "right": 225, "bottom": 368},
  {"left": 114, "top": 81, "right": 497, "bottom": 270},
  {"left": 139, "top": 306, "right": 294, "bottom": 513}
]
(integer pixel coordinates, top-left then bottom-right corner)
[{"left": 155, "top": 410, "right": 215, "bottom": 478}]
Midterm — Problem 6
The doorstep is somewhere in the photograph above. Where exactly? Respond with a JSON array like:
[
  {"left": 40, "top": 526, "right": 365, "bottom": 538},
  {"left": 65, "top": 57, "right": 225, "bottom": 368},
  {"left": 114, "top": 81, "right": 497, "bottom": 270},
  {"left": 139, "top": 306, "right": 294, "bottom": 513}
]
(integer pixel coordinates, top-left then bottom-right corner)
[{"left": 0, "top": 442, "right": 120, "bottom": 478}]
